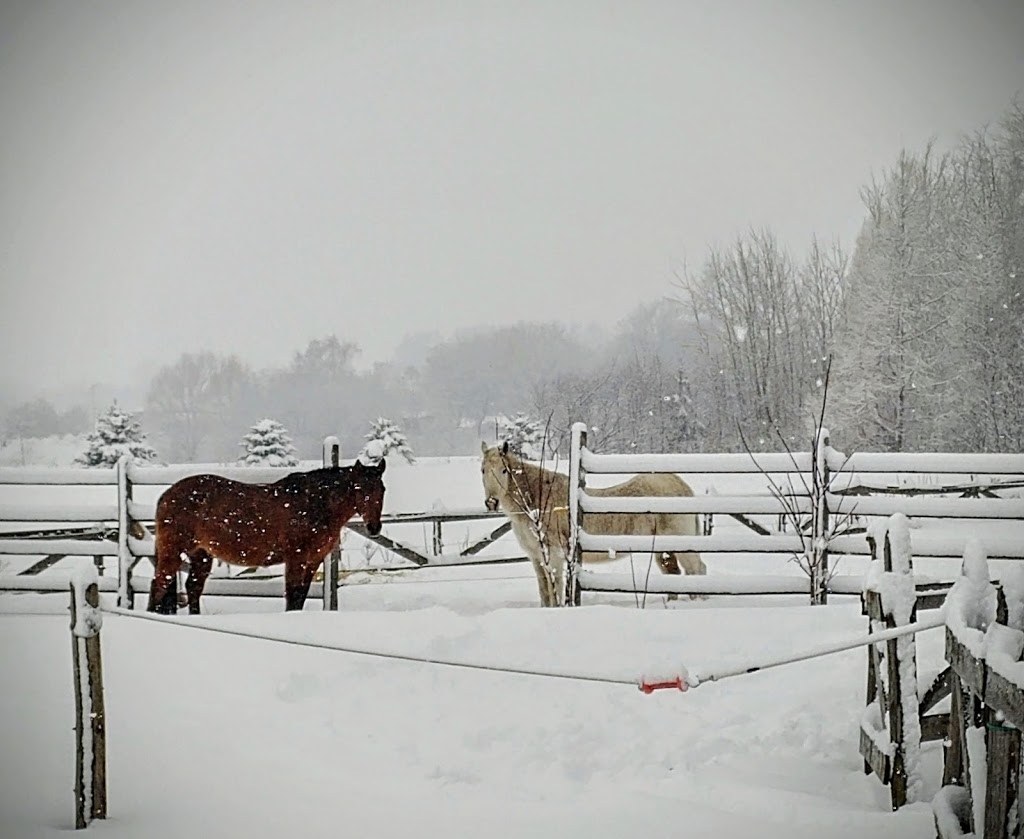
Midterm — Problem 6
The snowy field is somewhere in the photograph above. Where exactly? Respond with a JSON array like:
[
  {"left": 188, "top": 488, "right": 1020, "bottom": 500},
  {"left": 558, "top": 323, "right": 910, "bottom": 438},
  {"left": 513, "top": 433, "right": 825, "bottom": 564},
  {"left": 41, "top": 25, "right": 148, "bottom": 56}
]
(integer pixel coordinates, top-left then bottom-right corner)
[{"left": 2, "top": 453, "right": 1010, "bottom": 838}]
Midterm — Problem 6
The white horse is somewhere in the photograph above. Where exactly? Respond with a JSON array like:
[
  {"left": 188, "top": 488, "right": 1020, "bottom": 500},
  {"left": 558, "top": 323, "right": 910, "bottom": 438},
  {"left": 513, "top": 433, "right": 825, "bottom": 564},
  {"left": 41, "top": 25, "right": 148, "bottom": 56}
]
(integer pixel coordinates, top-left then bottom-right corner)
[{"left": 480, "top": 442, "right": 706, "bottom": 606}]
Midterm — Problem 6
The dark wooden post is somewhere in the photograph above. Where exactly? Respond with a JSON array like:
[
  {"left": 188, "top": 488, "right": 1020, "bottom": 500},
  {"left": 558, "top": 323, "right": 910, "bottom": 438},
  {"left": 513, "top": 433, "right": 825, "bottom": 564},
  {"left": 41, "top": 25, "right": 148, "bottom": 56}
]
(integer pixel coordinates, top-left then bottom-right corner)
[
  {"left": 70, "top": 568, "right": 107, "bottom": 829},
  {"left": 432, "top": 520, "right": 444, "bottom": 558},
  {"left": 942, "top": 673, "right": 965, "bottom": 787},
  {"left": 809, "top": 427, "right": 831, "bottom": 605},
  {"left": 566, "top": 422, "right": 587, "bottom": 607},
  {"left": 116, "top": 456, "right": 134, "bottom": 608},
  {"left": 322, "top": 436, "right": 341, "bottom": 611},
  {"left": 983, "top": 719, "right": 1020, "bottom": 839}
]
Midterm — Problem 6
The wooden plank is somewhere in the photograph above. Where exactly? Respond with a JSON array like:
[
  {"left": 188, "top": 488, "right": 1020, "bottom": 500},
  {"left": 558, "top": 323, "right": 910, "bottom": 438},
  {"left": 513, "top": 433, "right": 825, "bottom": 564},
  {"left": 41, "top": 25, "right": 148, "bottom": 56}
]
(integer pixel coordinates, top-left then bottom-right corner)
[
  {"left": 344, "top": 523, "right": 429, "bottom": 566},
  {"left": 943, "top": 673, "right": 965, "bottom": 787},
  {"left": 859, "top": 726, "right": 892, "bottom": 784},
  {"left": 922, "top": 666, "right": 953, "bottom": 714},
  {"left": 921, "top": 712, "right": 950, "bottom": 743},
  {"left": 983, "top": 720, "right": 1020, "bottom": 839},
  {"left": 460, "top": 520, "right": 513, "bottom": 557},
  {"left": 0, "top": 539, "right": 119, "bottom": 556},
  {"left": 984, "top": 668, "right": 1024, "bottom": 731},
  {"left": 727, "top": 512, "right": 772, "bottom": 536},
  {"left": 18, "top": 554, "right": 66, "bottom": 575},
  {"left": 947, "top": 630, "right": 986, "bottom": 696}
]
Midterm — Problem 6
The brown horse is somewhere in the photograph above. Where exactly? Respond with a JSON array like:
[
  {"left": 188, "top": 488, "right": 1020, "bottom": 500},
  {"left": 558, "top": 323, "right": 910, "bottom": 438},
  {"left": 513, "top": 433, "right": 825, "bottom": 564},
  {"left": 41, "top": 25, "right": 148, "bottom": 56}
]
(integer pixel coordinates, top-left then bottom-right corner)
[{"left": 147, "top": 459, "right": 386, "bottom": 614}]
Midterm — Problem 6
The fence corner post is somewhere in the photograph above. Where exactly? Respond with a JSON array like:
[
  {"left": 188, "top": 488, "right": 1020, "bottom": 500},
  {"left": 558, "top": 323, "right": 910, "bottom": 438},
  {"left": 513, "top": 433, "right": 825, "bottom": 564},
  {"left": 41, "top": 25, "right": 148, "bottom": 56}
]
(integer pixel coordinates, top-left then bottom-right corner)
[
  {"left": 322, "top": 436, "right": 341, "bottom": 612},
  {"left": 566, "top": 422, "right": 587, "bottom": 607},
  {"left": 70, "top": 564, "right": 107, "bottom": 829},
  {"left": 115, "top": 456, "right": 134, "bottom": 610}
]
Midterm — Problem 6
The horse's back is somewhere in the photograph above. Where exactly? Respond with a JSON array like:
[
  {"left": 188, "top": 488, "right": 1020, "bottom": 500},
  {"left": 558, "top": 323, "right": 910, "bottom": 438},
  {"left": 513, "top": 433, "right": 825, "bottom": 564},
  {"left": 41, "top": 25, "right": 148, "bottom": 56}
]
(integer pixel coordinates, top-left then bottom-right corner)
[
  {"left": 157, "top": 473, "right": 248, "bottom": 513},
  {"left": 588, "top": 472, "right": 694, "bottom": 499},
  {"left": 584, "top": 472, "right": 697, "bottom": 538}
]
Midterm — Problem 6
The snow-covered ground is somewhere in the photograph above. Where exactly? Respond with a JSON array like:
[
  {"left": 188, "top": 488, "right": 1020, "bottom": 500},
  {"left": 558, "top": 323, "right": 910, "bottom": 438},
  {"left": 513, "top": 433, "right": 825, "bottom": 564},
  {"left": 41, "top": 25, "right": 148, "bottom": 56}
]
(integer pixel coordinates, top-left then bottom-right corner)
[
  {"left": 1, "top": 578, "right": 941, "bottom": 839},
  {"left": 1, "top": 450, "right": 1003, "bottom": 838}
]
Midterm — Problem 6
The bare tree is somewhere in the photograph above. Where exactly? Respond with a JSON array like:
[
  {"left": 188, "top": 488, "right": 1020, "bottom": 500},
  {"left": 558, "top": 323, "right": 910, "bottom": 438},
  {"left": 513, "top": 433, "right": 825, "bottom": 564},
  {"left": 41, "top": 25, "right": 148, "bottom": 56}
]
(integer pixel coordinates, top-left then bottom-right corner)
[{"left": 145, "top": 352, "right": 252, "bottom": 461}]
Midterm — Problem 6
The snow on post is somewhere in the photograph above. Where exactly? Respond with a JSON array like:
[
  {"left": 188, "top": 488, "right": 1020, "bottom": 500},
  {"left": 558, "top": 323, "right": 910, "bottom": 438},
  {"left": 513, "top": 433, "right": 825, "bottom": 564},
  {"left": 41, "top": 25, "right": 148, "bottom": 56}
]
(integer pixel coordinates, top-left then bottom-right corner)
[
  {"left": 70, "top": 563, "right": 107, "bottom": 828},
  {"left": 946, "top": 539, "right": 997, "bottom": 648}
]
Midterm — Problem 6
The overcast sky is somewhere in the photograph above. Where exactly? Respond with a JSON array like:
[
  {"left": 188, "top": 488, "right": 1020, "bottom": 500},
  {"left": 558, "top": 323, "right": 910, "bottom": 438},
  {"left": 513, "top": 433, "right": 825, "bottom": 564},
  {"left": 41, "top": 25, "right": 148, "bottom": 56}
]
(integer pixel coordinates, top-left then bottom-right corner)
[{"left": 1, "top": 0, "right": 1022, "bottom": 399}]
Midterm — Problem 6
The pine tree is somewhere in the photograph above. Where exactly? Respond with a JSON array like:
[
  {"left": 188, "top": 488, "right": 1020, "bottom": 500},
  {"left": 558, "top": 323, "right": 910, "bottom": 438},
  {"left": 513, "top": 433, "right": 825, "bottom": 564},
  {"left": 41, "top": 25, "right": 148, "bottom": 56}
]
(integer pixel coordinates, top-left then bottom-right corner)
[
  {"left": 499, "top": 412, "right": 544, "bottom": 458},
  {"left": 75, "top": 402, "right": 159, "bottom": 467},
  {"left": 239, "top": 419, "right": 298, "bottom": 467},
  {"left": 359, "top": 417, "right": 415, "bottom": 464}
]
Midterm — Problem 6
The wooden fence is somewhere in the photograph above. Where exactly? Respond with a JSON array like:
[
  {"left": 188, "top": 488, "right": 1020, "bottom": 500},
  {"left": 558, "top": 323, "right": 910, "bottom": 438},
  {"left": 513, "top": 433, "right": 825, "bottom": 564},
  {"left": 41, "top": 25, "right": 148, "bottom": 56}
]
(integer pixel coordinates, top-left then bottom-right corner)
[
  {"left": 0, "top": 438, "right": 525, "bottom": 610},
  {"left": 566, "top": 422, "right": 1024, "bottom": 606},
  {"left": 859, "top": 514, "right": 951, "bottom": 811},
  {"left": 4, "top": 431, "right": 1023, "bottom": 611}
]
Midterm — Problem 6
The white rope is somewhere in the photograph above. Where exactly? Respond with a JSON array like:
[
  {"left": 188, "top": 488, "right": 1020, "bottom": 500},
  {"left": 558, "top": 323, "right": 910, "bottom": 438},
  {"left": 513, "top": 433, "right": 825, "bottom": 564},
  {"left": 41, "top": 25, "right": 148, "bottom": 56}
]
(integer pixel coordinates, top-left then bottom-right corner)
[
  {"left": 101, "top": 605, "right": 638, "bottom": 688},
  {"left": 101, "top": 604, "right": 949, "bottom": 693},
  {"left": 687, "top": 609, "right": 947, "bottom": 688}
]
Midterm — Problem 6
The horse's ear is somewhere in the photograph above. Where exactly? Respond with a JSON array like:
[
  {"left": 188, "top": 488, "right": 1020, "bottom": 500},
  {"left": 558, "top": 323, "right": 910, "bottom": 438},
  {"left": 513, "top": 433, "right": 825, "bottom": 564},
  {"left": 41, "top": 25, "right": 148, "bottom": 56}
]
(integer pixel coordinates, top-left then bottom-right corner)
[
  {"left": 374, "top": 457, "right": 386, "bottom": 474},
  {"left": 480, "top": 441, "right": 489, "bottom": 455},
  {"left": 500, "top": 440, "right": 509, "bottom": 455}
]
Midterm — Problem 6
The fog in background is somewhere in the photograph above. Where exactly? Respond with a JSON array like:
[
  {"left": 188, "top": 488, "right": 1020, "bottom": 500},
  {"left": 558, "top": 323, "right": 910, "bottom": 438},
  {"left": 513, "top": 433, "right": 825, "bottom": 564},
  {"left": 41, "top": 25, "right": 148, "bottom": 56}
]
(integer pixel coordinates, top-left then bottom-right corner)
[{"left": 1, "top": 1, "right": 1022, "bottom": 461}]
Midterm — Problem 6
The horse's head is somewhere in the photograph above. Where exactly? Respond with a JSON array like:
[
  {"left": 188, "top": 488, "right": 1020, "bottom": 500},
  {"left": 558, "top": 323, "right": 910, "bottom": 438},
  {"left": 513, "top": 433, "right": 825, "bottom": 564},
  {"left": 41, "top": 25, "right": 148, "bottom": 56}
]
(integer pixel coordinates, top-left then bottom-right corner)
[
  {"left": 480, "top": 440, "right": 513, "bottom": 512},
  {"left": 350, "top": 457, "right": 386, "bottom": 535}
]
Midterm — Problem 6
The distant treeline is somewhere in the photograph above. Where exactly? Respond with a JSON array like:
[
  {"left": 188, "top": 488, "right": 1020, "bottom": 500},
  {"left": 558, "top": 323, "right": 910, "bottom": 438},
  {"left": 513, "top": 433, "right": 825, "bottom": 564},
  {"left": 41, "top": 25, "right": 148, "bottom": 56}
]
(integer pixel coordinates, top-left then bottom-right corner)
[{"left": 4, "top": 100, "right": 1022, "bottom": 460}]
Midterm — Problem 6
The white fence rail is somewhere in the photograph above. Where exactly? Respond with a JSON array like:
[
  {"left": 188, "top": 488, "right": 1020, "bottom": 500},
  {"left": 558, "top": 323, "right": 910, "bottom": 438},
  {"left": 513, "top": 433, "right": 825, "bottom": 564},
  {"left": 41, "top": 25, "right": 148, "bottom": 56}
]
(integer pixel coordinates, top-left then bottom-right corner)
[
  {"left": 566, "top": 422, "right": 1024, "bottom": 606},
  {"left": 4, "top": 432, "right": 1023, "bottom": 611}
]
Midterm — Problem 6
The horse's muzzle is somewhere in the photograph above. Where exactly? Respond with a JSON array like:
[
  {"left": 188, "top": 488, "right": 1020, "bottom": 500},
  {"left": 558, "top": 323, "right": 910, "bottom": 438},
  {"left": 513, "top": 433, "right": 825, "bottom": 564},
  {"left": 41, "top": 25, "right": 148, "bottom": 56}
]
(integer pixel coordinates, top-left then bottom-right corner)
[
  {"left": 485, "top": 497, "right": 499, "bottom": 512},
  {"left": 365, "top": 520, "right": 382, "bottom": 536}
]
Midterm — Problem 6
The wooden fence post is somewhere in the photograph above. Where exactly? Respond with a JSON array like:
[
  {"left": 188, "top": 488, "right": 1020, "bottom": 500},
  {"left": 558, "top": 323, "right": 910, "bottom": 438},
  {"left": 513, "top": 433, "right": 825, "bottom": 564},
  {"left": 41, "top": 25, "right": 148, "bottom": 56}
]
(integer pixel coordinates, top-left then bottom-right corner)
[
  {"left": 810, "top": 427, "right": 831, "bottom": 605},
  {"left": 70, "top": 565, "right": 107, "bottom": 829},
  {"left": 116, "top": 456, "right": 134, "bottom": 609},
  {"left": 860, "top": 516, "right": 923, "bottom": 810},
  {"left": 566, "top": 422, "right": 587, "bottom": 607},
  {"left": 322, "top": 436, "right": 341, "bottom": 612}
]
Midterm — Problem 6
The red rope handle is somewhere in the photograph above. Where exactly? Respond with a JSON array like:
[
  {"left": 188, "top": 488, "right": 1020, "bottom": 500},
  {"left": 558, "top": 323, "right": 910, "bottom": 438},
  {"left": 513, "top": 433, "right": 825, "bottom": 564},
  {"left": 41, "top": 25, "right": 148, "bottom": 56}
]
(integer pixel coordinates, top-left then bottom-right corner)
[{"left": 638, "top": 676, "right": 688, "bottom": 694}]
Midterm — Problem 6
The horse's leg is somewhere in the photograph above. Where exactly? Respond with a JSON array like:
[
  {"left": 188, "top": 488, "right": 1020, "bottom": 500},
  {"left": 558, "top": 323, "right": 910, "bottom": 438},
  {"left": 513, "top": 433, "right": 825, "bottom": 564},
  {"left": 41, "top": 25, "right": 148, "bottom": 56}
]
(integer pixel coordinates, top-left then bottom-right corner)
[
  {"left": 148, "top": 547, "right": 184, "bottom": 614},
  {"left": 185, "top": 550, "right": 213, "bottom": 615},
  {"left": 655, "top": 551, "right": 682, "bottom": 602},
  {"left": 661, "top": 551, "right": 708, "bottom": 601},
  {"left": 529, "top": 549, "right": 553, "bottom": 607},
  {"left": 284, "top": 559, "right": 317, "bottom": 611}
]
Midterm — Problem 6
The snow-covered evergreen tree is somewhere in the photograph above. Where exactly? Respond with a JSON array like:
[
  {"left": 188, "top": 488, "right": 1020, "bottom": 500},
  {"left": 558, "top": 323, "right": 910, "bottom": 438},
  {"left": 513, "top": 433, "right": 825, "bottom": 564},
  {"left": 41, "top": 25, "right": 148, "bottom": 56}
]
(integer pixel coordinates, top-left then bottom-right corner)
[
  {"left": 75, "top": 402, "right": 159, "bottom": 467},
  {"left": 359, "top": 417, "right": 415, "bottom": 464},
  {"left": 499, "top": 412, "right": 544, "bottom": 458},
  {"left": 238, "top": 419, "right": 298, "bottom": 467}
]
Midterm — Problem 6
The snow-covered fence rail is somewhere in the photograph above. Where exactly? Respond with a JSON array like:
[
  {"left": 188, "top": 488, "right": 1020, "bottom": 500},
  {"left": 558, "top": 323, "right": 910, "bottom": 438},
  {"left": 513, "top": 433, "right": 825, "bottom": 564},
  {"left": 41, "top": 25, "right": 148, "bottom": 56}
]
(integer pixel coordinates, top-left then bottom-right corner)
[
  {"left": 934, "top": 548, "right": 1024, "bottom": 839},
  {"left": 566, "top": 422, "right": 1024, "bottom": 607}
]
